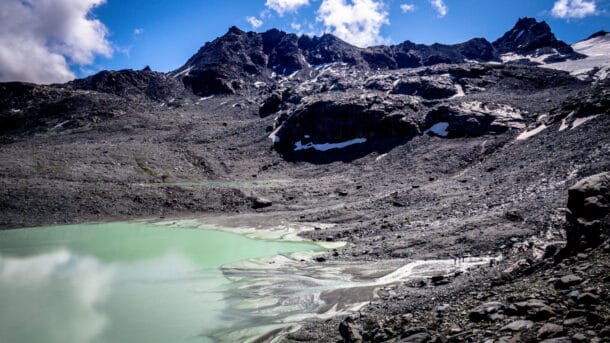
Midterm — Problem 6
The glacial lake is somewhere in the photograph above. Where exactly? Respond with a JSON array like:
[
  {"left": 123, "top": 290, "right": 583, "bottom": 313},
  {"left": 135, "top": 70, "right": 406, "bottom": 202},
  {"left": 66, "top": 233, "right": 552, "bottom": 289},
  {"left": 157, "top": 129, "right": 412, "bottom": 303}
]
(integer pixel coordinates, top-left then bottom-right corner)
[{"left": 0, "top": 221, "right": 324, "bottom": 343}]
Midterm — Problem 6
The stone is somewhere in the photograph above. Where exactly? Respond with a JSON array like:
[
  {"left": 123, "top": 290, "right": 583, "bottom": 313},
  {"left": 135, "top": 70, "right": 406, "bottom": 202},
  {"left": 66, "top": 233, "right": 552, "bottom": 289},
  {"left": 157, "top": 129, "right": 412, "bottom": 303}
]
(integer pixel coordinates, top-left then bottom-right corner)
[
  {"left": 339, "top": 317, "right": 363, "bottom": 343},
  {"left": 562, "top": 172, "right": 610, "bottom": 253},
  {"left": 572, "top": 333, "right": 588, "bottom": 342},
  {"left": 563, "top": 316, "right": 586, "bottom": 327},
  {"left": 501, "top": 320, "right": 534, "bottom": 332},
  {"left": 537, "top": 323, "right": 564, "bottom": 339},
  {"left": 401, "top": 332, "right": 431, "bottom": 343},
  {"left": 513, "top": 299, "right": 556, "bottom": 321},
  {"left": 259, "top": 92, "right": 282, "bottom": 117},
  {"left": 539, "top": 338, "right": 572, "bottom": 343},
  {"left": 250, "top": 196, "right": 272, "bottom": 209},
  {"left": 554, "top": 274, "right": 583, "bottom": 289},
  {"left": 469, "top": 302, "right": 506, "bottom": 322},
  {"left": 576, "top": 292, "right": 599, "bottom": 305}
]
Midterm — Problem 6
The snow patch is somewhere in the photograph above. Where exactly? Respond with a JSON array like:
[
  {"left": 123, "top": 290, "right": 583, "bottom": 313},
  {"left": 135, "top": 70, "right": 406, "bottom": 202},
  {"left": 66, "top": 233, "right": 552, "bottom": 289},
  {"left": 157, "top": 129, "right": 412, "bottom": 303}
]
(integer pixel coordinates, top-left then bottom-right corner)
[
  {"left": 199, "top": 95, "right": 214, "bottom": 101},
  {"left": 10, "top": 109, "right": 21, "bottom": 113},
  {"left": 268, "top": 125, "right": 283, "bottom": 143},
  {"left": 424, "top": 122, "right": 450, "bottom": 137},
  {"left": 450, "top": 84, "right": 465, "bottom": 99},
  {"left": 500, "top": 51, "right": 558, "bottom": 64},
  {"left": 254, "top": 81, "right": 267, "bottom": 88},
  {"left": 572, "top": 114, "right": 599, "bottom": 129},
  {"left": 516, "top": 124, "right": 547, "bottom": 141},
  {"left": 375, "top": 153, "right": 387, "bottom": 161},
  {"left": 294, "top": 138, "right": 367, "bottom": 152},
  {"left": 544, "top": 34, "right": 610, "bottom": 80},
  {"left": 173, "top": 66, "right": 193, "bottom": 78}
]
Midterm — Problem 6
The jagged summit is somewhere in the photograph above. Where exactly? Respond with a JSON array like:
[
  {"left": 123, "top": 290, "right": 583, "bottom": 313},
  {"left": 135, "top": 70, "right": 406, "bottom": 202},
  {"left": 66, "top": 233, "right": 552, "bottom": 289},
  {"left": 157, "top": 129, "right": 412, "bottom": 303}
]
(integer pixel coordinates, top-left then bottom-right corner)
[
  {"left": 493, "top": 17, "right": 583, "bottom": 63},
  {"left": 171, "top": 18, "right": 586, "bottom": 95}
]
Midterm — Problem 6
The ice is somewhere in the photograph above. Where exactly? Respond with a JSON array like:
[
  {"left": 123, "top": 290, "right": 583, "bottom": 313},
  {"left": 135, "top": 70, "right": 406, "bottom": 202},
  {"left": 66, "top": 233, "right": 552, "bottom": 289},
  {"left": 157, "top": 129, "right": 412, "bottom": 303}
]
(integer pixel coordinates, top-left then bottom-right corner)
[
  {"left": 544, "top": 34, "right": 610, "bottom": 80},
  {"left": 294, "top": 138, "right": 367, "bottom": 152},
  {"left": 424, "top": 122, "right": 450, "bottom": 137}
]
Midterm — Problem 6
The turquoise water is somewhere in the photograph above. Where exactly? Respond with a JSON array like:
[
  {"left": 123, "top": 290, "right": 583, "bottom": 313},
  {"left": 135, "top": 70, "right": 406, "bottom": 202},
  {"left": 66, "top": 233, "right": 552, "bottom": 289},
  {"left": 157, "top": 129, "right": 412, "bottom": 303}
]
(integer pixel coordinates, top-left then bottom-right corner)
[{"left": 0, "top": 222, "right": 322, "bottom": 343}]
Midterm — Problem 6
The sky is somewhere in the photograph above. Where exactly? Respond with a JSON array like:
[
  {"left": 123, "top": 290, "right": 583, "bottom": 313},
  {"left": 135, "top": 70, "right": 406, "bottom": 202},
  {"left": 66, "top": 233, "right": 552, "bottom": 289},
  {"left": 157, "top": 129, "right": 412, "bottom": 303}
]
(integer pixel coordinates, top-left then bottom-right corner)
[{"left": 0, "top": 0, "right": 608, "bottom": 84}]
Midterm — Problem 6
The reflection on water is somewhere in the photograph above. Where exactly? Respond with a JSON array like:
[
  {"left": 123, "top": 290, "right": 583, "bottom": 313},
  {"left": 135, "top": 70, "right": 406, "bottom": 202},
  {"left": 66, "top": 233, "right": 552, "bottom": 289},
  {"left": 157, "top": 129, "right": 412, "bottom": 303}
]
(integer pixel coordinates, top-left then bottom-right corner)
[
  {"left": 0, "top": 251, "right": 111, "bottom": 343},
  {"left": 0, "top": 222, "right": 322, "bottom": 343}
]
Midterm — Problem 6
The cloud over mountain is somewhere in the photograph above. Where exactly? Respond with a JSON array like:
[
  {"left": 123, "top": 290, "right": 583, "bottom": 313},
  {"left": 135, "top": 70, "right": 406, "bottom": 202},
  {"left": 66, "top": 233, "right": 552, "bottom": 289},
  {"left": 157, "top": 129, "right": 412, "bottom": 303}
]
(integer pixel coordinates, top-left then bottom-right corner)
[{"left": 317, "top": 0, "right": 389, "bottom": 48}]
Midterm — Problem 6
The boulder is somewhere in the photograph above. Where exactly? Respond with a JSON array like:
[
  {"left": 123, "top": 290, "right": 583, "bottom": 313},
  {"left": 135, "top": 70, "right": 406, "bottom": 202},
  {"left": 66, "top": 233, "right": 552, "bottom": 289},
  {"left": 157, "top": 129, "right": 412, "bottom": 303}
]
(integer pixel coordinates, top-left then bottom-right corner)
[
  {"left": 501, "top": 320, "right": 534, "bottom": 332},
  {"left": 391, "top": 75, "right": 457, "bottom": 100},
  {"left": 424, "top": 101, "right": 525, "bottom": 138},
  {"left": 537, "top": 323, "right": 564, "bottom": 339},
  {"left": 259, "top": 92, "right": 282, "bottom": 117},
  {"left": 250, "top": 196, "right": 272, "bottom": 209},
  {"left": 563, "top": 172, "right": 610, "bottom": 253},
  {"left": 554, "top": 274, "right": 583, "bottom": 289},
  {"left": 339, "top": 317, "right": 363, "bottom": 343},
  {"left": 469, "top": 302, "right": 506, "bottom": 322}
]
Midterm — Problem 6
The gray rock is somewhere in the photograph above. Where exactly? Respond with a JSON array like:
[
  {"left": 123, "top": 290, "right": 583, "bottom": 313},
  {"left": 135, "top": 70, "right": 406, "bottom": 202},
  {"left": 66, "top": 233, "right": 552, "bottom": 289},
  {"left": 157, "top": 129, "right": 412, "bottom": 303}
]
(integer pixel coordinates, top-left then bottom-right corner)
[
  {"left": 576, "top": 292, "right": 599, "bottom": 305},
  {"left": 250, "top": 196, "right": 272, "bottom": 209},
  {"left": 554, "top": 274, "right": 583, "bottom": 289},
  {"left": 501, "top": 320, "right": 534, "bottom": 331},
  {"left": 572, "top": 333, "right": 588, "bottom": 342},
  {"left": 537, "top": 323, "right": 564, "bottom": 339},
  {"left": 391, "top": 75, "right": 457, "bottom": 100},
  {"left": 400, "top": 332, "right": 431, "bottom": 343},
  {"left": 469, "top": 302, "right": 506, "bottom": 322},
  {"left": 539, "top": 338, "right": 572, "bottom": 343},
  {"left": 513, "top": 299, "right": 556, "bottom": 321},
  {"left": 562, "top": 172, "right": 610, "bottom": 253}
]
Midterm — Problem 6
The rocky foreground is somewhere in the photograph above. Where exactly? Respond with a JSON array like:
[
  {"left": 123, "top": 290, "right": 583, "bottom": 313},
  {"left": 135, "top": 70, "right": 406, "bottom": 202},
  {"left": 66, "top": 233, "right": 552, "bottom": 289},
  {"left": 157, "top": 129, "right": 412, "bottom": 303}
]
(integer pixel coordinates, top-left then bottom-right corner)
[{"left": 0, "top": 18, "right": 608, "bottom": 342}]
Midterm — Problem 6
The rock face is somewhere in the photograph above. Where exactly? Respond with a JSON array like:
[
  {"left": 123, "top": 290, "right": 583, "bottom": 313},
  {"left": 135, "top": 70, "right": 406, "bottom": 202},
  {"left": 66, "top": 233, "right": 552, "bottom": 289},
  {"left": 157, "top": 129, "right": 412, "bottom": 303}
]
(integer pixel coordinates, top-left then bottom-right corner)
[
  {"left": 563, "top": 172, "right": 610, "bottom": 252},
  {"left": 67, "top": 68, "right": 186, "bottom": 101}
]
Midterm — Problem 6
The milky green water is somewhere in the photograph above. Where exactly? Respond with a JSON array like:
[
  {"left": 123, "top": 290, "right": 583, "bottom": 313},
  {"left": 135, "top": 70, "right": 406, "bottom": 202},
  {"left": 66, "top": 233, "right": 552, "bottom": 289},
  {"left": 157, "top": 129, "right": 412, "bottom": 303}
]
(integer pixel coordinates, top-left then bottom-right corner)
[{"left": 0, "top": 222, "right": 323, "bottom": 343}]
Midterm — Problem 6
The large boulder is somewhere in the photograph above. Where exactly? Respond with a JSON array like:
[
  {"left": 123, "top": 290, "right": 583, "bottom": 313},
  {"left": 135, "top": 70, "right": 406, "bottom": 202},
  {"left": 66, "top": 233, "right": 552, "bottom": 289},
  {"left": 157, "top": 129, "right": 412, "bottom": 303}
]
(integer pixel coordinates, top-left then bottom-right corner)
[
  {"left": 272, "top": 94, "right": 420, "bottom": 161},
  {"left": 424, "top": 101, "right": 525, "bottom": 137},
  {"left": 563, "top": 172, "right": 610, "bottom": 253},
  {"left": 391, "top": 74, "right": 457, "bottom": 100}
]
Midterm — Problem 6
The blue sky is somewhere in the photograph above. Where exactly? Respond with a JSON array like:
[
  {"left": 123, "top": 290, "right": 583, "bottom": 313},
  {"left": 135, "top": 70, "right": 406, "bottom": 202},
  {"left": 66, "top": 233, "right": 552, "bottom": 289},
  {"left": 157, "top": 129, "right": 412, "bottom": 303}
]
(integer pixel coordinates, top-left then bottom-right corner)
[{"left": 0, "top": 0, "right": 608, "bottom": 83}]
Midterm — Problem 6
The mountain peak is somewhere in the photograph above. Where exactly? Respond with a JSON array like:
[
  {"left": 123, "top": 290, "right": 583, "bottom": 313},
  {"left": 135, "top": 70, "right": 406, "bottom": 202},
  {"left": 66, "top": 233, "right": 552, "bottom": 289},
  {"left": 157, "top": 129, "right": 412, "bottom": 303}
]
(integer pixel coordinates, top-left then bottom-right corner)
[
  {"left": 586, "top": 30, "right": 609, "bottom": 40},
  {"left": 227, "top": 26, "right": 245, "bottom": 35}
]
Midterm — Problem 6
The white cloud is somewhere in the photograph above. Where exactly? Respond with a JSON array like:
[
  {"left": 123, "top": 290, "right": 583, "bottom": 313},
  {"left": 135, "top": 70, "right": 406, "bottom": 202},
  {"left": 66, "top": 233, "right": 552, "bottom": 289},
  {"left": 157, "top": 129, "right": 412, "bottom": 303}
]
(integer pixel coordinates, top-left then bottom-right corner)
[
  {"left": 291, "top": 22, "right": 302, "bottom": 31},
  {"left": 265, "top": 0, "right": 310, "bottom": 16},
  {"left": 246, "top": 16, "right": 264, "bottom": 29},
  {"left": 551, "top": 0, "right": 597, "bottom": 18},
  {"left": 400, "top": 3, "right": 415, "bottom": 13},
  {"left": 134, "top": 28, "right": 144, "bottom": 36},
  {"left": 430, "top": 0, "right": 448, "bottom": 17},
  {"left": 317, "top": 0, "right": 390, "bottom": 48},
  {"left": 0, "top": 0, "right": 112, "bottom": 84}
]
